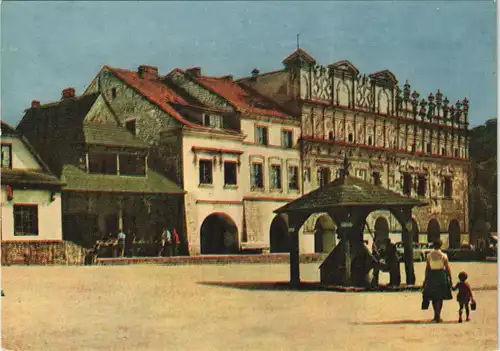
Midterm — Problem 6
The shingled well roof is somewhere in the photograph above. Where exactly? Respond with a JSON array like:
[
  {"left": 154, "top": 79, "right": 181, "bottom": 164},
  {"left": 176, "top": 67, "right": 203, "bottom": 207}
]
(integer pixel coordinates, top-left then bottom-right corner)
[{"left": 274, "top": 176, "right": 427, "bottom": 214}]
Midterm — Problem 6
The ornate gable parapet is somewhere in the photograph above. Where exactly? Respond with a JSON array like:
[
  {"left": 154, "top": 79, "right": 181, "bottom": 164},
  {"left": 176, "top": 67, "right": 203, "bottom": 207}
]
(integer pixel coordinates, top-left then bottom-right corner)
[
  {"left": 282, "top": 48, "right": 317, "bottom": 70},
  {"left": 369, "top": 69, "right": 398, "bottom": 87},
  {"left": 328, "top": 60, "right": 360, "bottom": 77}
]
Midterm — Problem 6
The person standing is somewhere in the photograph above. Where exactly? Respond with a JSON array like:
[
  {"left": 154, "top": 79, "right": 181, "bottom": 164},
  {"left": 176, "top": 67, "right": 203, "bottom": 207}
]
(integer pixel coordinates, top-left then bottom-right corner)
[
  {"left": 172, "top": 228, "right": 180, "bottom": 256},
  {"left": 422, "top": 240, "right": 453, "bottom": 323},
  {"left": 384, "top": 238, "right": 401, "bottom": 286},
  {"left": 117, "top": 229, "right": 126, "bottom": 257},
  {"left": 453, "top": 271, "right": 476, "bottom": 323}
]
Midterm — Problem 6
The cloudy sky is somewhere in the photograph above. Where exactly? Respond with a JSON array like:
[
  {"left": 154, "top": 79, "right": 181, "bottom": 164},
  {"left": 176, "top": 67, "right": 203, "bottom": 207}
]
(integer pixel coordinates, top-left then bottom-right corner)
[{"left": 1, "top": 1, "right": 496, "bottom": 126}]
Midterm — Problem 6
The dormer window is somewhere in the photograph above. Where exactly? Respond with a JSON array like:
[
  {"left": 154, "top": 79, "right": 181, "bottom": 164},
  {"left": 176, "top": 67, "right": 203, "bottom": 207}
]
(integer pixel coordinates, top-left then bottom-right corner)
[
  {"left": 111, "top": 88, "right": 117, "bottom": 100},
  {"left": 1, "top": 144, "right": 12, "bottom": 168},
  {"left": 203, "top": 114, "right": 223, "bottom": 128},
  {"left": 126, "top": 120, "right": 136, "bottom": 135}
]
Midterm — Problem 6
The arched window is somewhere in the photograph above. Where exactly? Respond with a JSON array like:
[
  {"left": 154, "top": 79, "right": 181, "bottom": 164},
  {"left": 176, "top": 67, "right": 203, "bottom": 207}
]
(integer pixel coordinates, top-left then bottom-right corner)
[{"left": 348, "top": 133, "right": 353, "bottom": 143}]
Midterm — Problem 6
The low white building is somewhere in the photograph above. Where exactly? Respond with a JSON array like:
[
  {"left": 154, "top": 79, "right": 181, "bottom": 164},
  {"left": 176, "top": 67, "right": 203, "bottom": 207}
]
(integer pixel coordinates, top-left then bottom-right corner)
[{"left": 1, "top": 121, "right": 63, "bottom": 251}]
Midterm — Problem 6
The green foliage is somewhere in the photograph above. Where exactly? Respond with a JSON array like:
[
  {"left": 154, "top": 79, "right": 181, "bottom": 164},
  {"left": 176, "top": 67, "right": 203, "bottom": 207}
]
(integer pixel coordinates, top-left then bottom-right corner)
[{"left": 469, "top": 118, "right": 497, "bottom": 231}]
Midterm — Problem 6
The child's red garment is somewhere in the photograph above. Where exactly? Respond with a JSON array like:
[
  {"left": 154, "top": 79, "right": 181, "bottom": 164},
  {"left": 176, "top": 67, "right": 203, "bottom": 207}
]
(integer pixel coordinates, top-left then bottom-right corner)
[{"left": 454, "top": 281, "right": 473, "bottom": 304}]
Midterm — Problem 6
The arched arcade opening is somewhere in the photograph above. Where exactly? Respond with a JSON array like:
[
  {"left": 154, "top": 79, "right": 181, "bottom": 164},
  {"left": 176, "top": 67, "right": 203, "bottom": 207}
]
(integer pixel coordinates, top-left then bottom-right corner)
[
  {"left": 270, "top": 214, "right": 289, "bottom": 253},
  {"left": 314, "top": 214, "right": 336, "bottom": 253},
  {"left": 200, "top": 213, "right": 239, "bottom": 254},
  {"left": 427, "top": 219, "right": 441, "bottom": 244},
  {"left": 448, "top": 219, "right": 461, "bottom": 248},
  {"left": 374, "top": 217, "right": 390, "bottom": 245}
]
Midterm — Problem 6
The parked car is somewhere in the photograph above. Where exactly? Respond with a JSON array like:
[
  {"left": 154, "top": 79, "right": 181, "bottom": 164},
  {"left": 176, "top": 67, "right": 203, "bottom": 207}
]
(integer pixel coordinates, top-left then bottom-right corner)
[{"left": 395, "top": 242, "right": 432, "bottom": 262}]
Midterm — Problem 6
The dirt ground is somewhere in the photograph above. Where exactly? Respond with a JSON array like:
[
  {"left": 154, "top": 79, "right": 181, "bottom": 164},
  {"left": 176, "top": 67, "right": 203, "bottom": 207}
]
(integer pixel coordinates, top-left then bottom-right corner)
[{"left": 1, "top": 262, "right": 498, "bottom": 351}]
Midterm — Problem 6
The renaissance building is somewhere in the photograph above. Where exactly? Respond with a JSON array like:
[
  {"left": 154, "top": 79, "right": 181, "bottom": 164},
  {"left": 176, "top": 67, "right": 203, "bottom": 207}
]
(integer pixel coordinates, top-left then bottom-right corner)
[{"left": 240, "top": 48, "right": 470, "bottom": 252}]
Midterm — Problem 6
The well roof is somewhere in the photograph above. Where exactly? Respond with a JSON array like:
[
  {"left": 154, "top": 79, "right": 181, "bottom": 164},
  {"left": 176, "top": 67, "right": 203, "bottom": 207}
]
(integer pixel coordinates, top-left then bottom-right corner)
[{"left": 274, "top": 175, "right": 427, "bottom": 214}]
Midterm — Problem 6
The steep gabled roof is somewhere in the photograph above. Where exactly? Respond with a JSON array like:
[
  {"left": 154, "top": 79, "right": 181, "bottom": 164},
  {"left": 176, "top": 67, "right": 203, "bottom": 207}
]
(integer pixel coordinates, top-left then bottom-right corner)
[
  {"left": 274, "top": 175, "right": 426, "bottom": 214},
  {"left": 328, "top": 60, "right": 360, "bottom": 75},
  {"left": 190, "top": 75, "right": 292, "bottom": 119},
  {"left": 0, "top": 121, "right": 18, "bottom": 135},
  {"left": 369, "top": 69, "right": 398, "bottom": 84},
  {"left": 103, "top": 66, "right": 240, "bottom": 134}
]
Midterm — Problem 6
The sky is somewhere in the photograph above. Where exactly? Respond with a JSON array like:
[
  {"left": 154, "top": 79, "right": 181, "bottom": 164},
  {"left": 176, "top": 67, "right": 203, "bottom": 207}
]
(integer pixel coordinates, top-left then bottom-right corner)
[{"left": 1, "top": 1, "right": 497, "bottom": 127}]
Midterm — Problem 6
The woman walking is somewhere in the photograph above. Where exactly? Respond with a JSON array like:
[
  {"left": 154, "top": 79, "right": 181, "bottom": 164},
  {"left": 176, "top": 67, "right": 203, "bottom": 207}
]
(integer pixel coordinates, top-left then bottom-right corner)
[{"left": 422, "top": 240, "right": 454, "bottom": 323}]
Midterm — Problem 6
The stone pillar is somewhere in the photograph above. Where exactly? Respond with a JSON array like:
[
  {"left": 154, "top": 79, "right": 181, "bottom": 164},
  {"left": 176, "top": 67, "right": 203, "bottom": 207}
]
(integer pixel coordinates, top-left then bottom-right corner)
[
  {"left": 393, "top": 208, "right": 416, "bottom": 285},
  {"left": 287, "top": 213, "right": 309, "bottom": 287}
]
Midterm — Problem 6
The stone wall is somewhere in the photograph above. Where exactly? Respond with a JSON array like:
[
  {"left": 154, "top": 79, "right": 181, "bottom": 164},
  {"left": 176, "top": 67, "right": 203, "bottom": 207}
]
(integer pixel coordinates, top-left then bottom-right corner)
[{"left": 1, "top": 241, "right": 85, "bottom": 265}]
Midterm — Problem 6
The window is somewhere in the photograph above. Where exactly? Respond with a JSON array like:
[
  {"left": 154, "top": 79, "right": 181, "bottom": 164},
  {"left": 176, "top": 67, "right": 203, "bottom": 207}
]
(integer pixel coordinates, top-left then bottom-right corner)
[
  {"left": 403, "top": 173, "right": 412, "bottom": 196},
  {"left": 288, "top": 166, "right": 299, "bottom": 190},
  {"left": 426, "top": 143, "right": 431, "bottom": 154},
  {"left": 411, "top": 143, "right": 416, "bottom": 152},
  {"left": 111, "top": 88, "right": 117, "bottom": 99},
  {"left": 454, "top": 148, "right": 459, "bottom": 158},
  {"left": 1, "top": 144, "right": 12, "bottom": 168},
  {"left": 304, "top": 167, "right": 311, "bottom": 182},
  {"left": 88, "top": 152, "right": 118, "bottom": 174},
  {"left": 417, "top": 175, "right": 427, "bottom": 196},
  {"left": 318, "top": 167, "right": 330, "bottom": 187},
  {"left": 14, "top": 205, "right": 38, "bottom": 236},
  {"left": 328, "top": 131, "right": 334, "bottom": 140},
  {"left": 119, "top": 154, "right": 146, "bottom": 176},
  {"left": 441, "top": 148, "right": 446, "bottom": 156},
  {"left": 373, "top": 171, "right": 381, "bottom": 186},
  {"left": 443, "top": 177, "right": 453, "bottom": 198},
  {"left": 256, "top": 126, "right": 268, "bottom": 145},
  {"left": 125, "top": 120, "right": 136, "bottom": 135},
  {"left": 368, "top": 136, "right": 373, "bottom": 146},
  {"left": 281, "top": 130, "right": 293, "bottom": 148},
  {"left": 348, "top": 133, "right": 354, "bottom": 143},
  {"left": 270, "top": 165, "right": 282, "bottom": 189},
  {"left": 199, "top": 159, "right": 213, "bottom": 185},
  {"left": 251, "top": 163, "right": 264, "bottom": 189},
  {"left": 224, "top": 161, "right": 237, "bottom": 186},
  {"left": 203, "top": 114, "right": 223, "bottom": 128}
]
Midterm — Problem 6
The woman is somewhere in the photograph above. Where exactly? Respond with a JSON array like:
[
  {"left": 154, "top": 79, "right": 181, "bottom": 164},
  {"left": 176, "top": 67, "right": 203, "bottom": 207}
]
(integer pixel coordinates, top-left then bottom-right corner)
[{"left": 423, "top": 240, "right": 453, "bottom": 322}]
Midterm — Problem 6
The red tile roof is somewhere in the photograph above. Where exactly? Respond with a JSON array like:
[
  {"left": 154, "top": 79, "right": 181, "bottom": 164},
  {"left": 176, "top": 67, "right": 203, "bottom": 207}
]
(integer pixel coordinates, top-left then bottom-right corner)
[
  {"left": 104, "top": 66, "right": 239, "bottom": 133},
  {"left": 192, "top": 76, "right": 291, "bottom": 119}
]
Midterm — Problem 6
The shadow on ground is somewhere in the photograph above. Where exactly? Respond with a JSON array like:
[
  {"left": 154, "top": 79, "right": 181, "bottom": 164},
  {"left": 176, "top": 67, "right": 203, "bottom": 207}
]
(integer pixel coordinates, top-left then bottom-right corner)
[
  {"left": 354, "top": 319, "right": 458, "bottom": 325},
  {"left": 198, "top": 281, "right": 425, "bottom": 293}
]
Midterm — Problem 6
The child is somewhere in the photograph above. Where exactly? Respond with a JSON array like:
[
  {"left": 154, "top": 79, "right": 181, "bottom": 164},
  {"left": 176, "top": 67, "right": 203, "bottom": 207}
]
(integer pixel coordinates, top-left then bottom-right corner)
[{"left": 452, "top": 271, "right": 476, "bottom": 323}]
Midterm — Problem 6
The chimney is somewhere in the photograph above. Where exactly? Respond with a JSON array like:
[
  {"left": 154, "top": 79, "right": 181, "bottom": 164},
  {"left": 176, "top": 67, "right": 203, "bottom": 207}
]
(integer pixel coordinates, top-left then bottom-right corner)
[
  {"left": 138, "top": 65, "right": 159, "bottom": 80},
  {"left": 251, "top": 68, "right": 260, "bottom": 77},
  {"left": 61, "top": 88, "right": 76, "bottom": 99},
  {"left": 31, "top": 100, "right": 41, "bottom": 108},
  {"left": 186, "top": 67, "right": 201, "bottom": 78}
]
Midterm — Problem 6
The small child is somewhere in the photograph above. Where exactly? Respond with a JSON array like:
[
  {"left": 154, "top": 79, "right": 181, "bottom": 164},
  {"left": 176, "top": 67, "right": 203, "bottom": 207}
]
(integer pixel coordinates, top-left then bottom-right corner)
[{"left": 452, "top": 271, "right": 476, "bottom": 323}]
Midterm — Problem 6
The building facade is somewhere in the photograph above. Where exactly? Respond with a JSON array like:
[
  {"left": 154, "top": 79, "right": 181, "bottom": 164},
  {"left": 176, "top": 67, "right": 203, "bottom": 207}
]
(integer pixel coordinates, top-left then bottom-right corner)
[
  {"left": 241, "top": 48, "right": 470, "bottom": 250},
  {"left": 81, "top": 64, "right": 301, "bottom": 255},
  {"left": 17, "top": 89, "right": 185, "bottom": 252}
]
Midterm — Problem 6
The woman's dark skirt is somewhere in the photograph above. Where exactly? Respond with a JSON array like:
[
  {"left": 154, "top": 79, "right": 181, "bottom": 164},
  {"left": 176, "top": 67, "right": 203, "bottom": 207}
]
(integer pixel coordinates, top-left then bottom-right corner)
[{"left": 423, "top": 269, "right": 453, "bottom": 301}]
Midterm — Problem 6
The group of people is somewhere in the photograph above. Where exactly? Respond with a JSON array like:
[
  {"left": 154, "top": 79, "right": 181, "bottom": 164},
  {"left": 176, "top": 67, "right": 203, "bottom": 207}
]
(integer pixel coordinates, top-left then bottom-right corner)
[
  {"left": 422, "top": 239, "right": 476, "bottom": 323},
  {"left": 157, "top": 227, "right": 181, "bottom": 257},
  {"left": 87, "top": 227, "right": 182, "bottom": 261},
  {"left": 368, "top": 238, "right": 477, "bottom": 323},
  {"left": 370, "top": 238, "right": 401, "bottom": 287}
]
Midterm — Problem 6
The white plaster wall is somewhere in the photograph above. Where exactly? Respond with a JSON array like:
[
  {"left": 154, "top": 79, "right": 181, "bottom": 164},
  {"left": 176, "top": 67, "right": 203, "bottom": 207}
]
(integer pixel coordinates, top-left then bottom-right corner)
[
  {"left": 1, "top": 136, "right": 42, "bottom": 170},
  {"left": 1, "top": 188, "right": 63, "bottom": 241}
]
